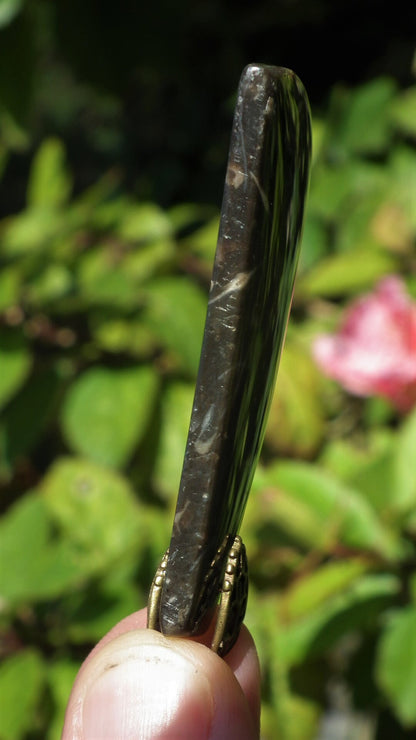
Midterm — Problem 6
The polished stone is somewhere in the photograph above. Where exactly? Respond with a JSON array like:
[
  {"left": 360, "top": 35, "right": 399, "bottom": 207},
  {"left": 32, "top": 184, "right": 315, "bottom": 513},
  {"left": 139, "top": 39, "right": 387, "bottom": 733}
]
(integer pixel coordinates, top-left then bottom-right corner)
[{"left": 159, "top": 64, "right": 312, "bottom": 637}]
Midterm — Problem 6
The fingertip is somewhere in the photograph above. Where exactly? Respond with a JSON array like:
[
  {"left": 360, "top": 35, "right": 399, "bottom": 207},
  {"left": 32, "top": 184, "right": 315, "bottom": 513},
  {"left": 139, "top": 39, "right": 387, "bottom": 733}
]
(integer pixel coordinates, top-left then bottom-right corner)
[
  {"left": 62, "top": 625, "right": 259, "bottom": 740},
  {"left": 63, "top": 630, "right": 215, "bottom": 739}
]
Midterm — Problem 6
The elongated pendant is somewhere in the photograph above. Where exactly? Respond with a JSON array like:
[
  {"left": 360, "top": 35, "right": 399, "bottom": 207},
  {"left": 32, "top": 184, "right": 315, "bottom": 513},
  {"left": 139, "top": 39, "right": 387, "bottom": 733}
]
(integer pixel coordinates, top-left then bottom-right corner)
[{"left": 148, "top": 64, "right": 311, "bottom": 656}]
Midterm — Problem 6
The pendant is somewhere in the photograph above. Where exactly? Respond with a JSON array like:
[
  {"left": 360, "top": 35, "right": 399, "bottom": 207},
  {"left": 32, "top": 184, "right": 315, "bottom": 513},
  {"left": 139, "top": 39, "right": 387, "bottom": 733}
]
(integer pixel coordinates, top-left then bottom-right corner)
[{"left": 147, "top": 64, "right": 311, "bottom": 656}]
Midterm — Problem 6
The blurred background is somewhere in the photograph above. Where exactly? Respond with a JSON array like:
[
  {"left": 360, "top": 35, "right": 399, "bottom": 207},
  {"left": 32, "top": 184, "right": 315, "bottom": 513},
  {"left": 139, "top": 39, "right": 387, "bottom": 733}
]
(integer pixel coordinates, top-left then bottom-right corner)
[{"left": 0, "top": 1, "right": 415, "bottom": 738}]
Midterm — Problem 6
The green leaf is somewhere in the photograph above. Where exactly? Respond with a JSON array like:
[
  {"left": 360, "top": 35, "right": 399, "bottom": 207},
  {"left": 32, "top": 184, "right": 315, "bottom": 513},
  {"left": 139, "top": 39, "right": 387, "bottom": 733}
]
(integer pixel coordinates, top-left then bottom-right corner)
[
  {"left": 389, "top": 147, "right": 416, "bottom": 231},
  {"left": 117, "top": 203, "right": 172, "bottom": 243},
  {"left": 297, "top": 247, "right": 397, "bottom": 298},
  {"left": 26, "top": 263, "right": 73, "bottom": 306},
  {"left": 283, "top": 559, "right": 368, "bottom": 621},
  {"left": 168, "top": 202, "right": 217, "bottom": 235},
  {"left": 335, "top": 182, "right": 388, "bottom": 253},
  {"left": 247, "top": 469, "right": 328, "bottom": 551},
  {"left": 181, "top": 214, "right": 219, "bottom": 267},
  {"left": 27, "top": 138, "right": 72, "bottom": 208},
  {"left": 0, "top": 266, "right": 20, "bottom": 310},
  {"left": 0, "top": 650, "right": 44, "bottom": 740},
  {"left": 330, "top": 78, "right": 397, "bottom": 156},
  {"left": 394, "top": 408, "right": 416, "bottom": 515},
  {"left": 41, "top": 457, "right": 143, "bottom": 569},
  {"left": 376, "top": 606, "right": 416, "bottom": 726},
  {"left": 0, "top": 493, "right": 82, "bottom": 605},
  {"left": 265, "top": 340, "right": 324, "bottom": 458},
  {"left": 123, "top": 238, "right": 174, "bottom": 281},
  {"left": 153, "top": 381, "right": 194, "bottom": 501},
  {"left": 0, "top": 368, "right": 61, "bottom": 474},
  {"left": 282, "top": 573, "right": 399, "bottom": 666},
  {"left": 321, "top": 432, "right": 397, "bottom": 519},
  {"left": 310, "top": 117, "right": 326, "bottom": 166},
  {"left": 76, "top": 246, "right": 141, "bottom": 309},
  {"left": 0, "top": 0, "right": 24, "bottom": 28},
  {"left": 297, "top": 214, "right": 328, "bottom": 272},
  {"left": 257, "top": 461, "right": 401, "bottom": 559},
  {"left": 143, "top": 277, "right": 206, "bottom": 376},
  {"left": 61, "top": 365, "right": 158, "bottom": 468},
  {"left": 0, "top": 208, "right": 64, "bottom": 256},
  {"left": 87, "top": 193, "right": 129, "bottom": 231},
  {"left": 335, "top": 414, "right": 416, "bottom": 524},
  {"left": 46, "top": 661, "right": 80, "bottom": 740},
  {"left": 0, "top": 329, "right": 31, "bottom": 411},
  {"left": 391, "top": 86, "right": 416, "bottom": 138},
  {"left": 246, "top": 595, "right": 321, "bottom": 740},
  {"left": 90, "top": 314, "right": 157, "bottom": 356},
  {"left": 306, "top": 163, "right": 357, "bottom": 222},
  {"left": 261, "top": 685, "right": 321, "bottom": 740},
  {"left": 321, "top": 436, "right": 387, "bottom": 485}
]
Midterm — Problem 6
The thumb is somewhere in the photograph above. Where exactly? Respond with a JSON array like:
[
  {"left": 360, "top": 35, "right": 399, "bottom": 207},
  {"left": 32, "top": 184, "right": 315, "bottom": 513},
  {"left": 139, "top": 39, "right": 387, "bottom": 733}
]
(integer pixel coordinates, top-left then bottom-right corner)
[{"left": 62, "top": 622, "right": 260, "bottom": 739}]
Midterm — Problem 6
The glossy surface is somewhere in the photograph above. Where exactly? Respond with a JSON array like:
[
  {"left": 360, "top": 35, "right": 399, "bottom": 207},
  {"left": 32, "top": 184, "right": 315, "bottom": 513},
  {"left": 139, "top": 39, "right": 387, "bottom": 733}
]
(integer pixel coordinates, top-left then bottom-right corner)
[{"left": 159, "top": 64, "right": 312, "bottom": 637}]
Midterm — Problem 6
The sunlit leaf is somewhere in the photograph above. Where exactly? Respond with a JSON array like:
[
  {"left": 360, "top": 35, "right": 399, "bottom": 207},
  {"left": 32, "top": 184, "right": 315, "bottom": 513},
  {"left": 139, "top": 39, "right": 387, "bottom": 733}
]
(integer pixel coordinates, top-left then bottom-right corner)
[
  {"left": 282, "top": 559, "right": 368, "bottom": 621},
  {"left": 90, "top": 314, "right": 157, "bottom": 356},
  {"left": 117, "top": 203, "right": 172, "bottom": 243},
  {"left": 298, "top": 248, "right": 397, "bottom": 297},
  {"left": 389, "top": 147, "right": 416, "bottom": 230},
  {"left": 27, "top": 138, "right": 72, "bottom": 208},
  {"left": 329, "top": 78, "right": 397, "bottom": 156},
  {"left": 143, "top": 277, "right": 206, "bottom": 376},
  {"left": 0, "top": 266, "right": 20, "bottom": 310},
  {"left": 256, "top": 461, "right": 402, "bottom": 559},
  {"left": 336, "top": 185, "right": 388, "bottom": 253},
  {"left": 61, "top": 365, "right": 158, "bottom": 468},
  {"left": 26, "top": 263, "right": 73, "bottom": 306},
  {"left": 41, "top": 457, "right": 143, "bottom": 569},
  {"left": 0, "top": 650, "right": 44, "bottom": 740},
  {"left": 265, "top": 340, "right": 325, "bottom": 458},
  {"left": 1, "top": 208, "right": 64, "bottom": 255},
  {"left": 76, "top": 246, "right": 140, "bottom": 309},
  {"left": 376, "top": 606, "right": 416, "bottom": 726},
  {"left": 0, "top": 493, "right": 82, "bottom": 605},
  {"left": 247, "top": 468, "right": 328, "bottom": 551},
  {"left": 394, "top": 408, "right": 416, "bottom": 514},
  {"left": 310, "top": 117, "right": 326, "bottom": 166},
  {"left": 282, "top": 573, "right": 399, "bottom": 666},
  {"left": 321, "top": 432, "right": 397, "bottom": 519}
]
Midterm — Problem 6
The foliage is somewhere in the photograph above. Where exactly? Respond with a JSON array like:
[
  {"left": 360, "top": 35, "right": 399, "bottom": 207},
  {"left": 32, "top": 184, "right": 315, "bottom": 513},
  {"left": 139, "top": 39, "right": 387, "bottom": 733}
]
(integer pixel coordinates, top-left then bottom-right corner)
[{"left": 0, "top": 58, "right": 416, "bottom": 740}]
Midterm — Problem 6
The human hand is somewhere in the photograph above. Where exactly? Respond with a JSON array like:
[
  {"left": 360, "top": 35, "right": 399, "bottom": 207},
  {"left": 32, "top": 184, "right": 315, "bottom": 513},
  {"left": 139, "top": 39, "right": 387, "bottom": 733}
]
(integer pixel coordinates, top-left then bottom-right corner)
[{"left": 61, "top": 607, "right": 260, "bottom": 739}]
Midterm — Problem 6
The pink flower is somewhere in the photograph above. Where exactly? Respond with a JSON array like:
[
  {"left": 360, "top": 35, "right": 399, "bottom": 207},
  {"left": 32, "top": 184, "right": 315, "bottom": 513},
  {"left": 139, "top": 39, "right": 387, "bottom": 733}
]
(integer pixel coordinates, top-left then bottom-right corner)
[{"left": 313, "top": 277, "right": 416, "bottom": 412}]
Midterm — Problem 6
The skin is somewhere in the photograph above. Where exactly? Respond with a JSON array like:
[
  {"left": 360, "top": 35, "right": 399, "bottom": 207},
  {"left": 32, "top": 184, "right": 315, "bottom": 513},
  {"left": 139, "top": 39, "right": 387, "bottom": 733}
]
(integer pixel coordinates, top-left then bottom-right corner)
[{"left": 61, "top": 607, "right": 261, "bottom": 740}]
